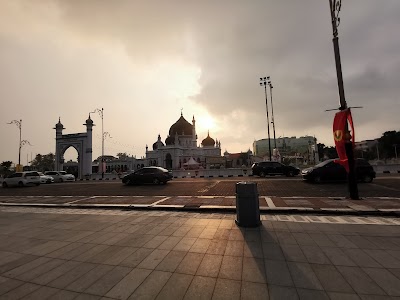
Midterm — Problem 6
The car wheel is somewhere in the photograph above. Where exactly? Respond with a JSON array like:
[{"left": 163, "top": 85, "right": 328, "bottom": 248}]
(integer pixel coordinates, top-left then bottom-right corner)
[
  {"left": 153, "top": 178, "right": 160, "bottom": 185},
  {"left": 59, "top": 178, "right": 63, "bottom": 183},
  {"left": 2, "top": 182, "right": 7, "bottom": 188},
  {"left": 286, "top": 171, "right": 294, "bottom": 177},
  {"left": 18, "top": 181, "right": 24, "bottom": 187},
  {"left": 259, "top": 171, "right": 266, "bottom": 177},
  {"left": 362, "top": 175, "right": 373, "bottom": 183},
  {"left": 125, "top": 179, "right": 132, "bottom": 185},
  {"left": 313, "top": 176, "right": 321, "bottom": 183}
]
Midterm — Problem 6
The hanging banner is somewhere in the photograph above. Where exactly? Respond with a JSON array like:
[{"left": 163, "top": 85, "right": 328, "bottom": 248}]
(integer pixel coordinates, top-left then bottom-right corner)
[{"left": 333, "top": 108, "right": 355, "bottom": 172}]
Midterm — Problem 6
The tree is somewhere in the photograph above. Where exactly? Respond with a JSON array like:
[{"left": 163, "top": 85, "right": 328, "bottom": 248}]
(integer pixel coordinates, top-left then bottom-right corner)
[
  {"left": 0, "top": 161, "right": 13, "bottom": 177},
  {"left": 116, "top": 152, "right": 129, "bottom": 160},
  {"left": 379, "top": 131, "right": 400, "bottom": 159},
  {"left": 30, "top": 153, "right": 55, "bottom": 172}
]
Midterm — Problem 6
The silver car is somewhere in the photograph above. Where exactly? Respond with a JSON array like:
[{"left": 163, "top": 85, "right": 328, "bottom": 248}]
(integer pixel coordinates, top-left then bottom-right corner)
[
  {"left": 44, "top": 171, "right": 75, "bottom": 182},
  {"left": 38, "top": 172, "right": 54, "bottom": 184},
  {"left": 2, "top": 172, "right": 41, "bottom": 187}
]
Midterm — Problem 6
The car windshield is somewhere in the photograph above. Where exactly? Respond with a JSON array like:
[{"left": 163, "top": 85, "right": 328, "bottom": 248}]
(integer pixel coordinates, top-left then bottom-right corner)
[
  {"left": 38, "top": 172, "right": 44, "bottom": 176},
  {"left": 59, "top": 171, "right": 67, "bottom": 175},
  {"left": 314, "top": 159, "right": 335, "bottom": 168}
]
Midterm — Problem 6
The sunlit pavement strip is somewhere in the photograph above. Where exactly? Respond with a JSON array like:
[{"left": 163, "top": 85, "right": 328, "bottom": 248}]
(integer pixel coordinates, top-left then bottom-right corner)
[{"left": 0, "top": 206, "right": 399, "bottom": 225}]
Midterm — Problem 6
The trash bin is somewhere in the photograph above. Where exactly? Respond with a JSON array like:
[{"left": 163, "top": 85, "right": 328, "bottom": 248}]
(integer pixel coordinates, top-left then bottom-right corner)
[{"left": 235, "top": 182, "right": 261, "bottom": 227}]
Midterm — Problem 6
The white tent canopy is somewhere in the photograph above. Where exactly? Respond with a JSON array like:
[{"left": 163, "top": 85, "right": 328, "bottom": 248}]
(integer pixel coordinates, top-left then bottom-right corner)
[{"left": 183, "top": 157, "right": 199, "bottom": 169}]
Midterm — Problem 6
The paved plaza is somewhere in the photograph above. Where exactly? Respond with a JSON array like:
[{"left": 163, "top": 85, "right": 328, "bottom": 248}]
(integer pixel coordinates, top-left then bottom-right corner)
[{"left": 1, "top": 206, "right": 400, "bottom": 299}]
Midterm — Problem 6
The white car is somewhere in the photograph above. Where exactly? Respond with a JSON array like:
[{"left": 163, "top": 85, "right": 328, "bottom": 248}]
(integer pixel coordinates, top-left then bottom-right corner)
[
  {"left": 2, "top": 172, "right": 41, "bottom": 187},
  {"left": 44, "top": 171, "right": 75, "bottom": 182},
  {"left": 38, "top": 172, "right": 54, "bottom": 184}
]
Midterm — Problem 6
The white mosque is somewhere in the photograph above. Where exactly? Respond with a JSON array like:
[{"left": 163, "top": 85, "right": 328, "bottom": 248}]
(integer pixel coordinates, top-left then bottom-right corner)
[{"left": 145, "top": 112, "right": 222, "bottom": 169}]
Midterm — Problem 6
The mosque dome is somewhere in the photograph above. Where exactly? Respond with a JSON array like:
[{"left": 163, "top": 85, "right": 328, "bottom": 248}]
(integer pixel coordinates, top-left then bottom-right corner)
[
  {"left": 165, "top": 135, "right": 175, "bottom": 145},
  {"left": 168, "top": 114, "right": 193, "bottom": 136},
  {"left": 202, "top": 131, "right": 215, "bottom": 147}
]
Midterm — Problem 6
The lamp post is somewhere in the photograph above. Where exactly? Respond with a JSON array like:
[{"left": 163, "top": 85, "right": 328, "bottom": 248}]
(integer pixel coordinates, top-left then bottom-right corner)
[
  {"left": 394, "top": 144, "right": 398, "bottom": 160},
  {"left": 328, "top": 0, "right": 359, "bottom": 199},
  {"left": 91, "top": 108, "right": 104, "bottom": 178},
  {"left": 267, "top": 79, "right": 277, "bottom": 149},
  {"left": 260, "top": 76, "right": 272, "bottom": 161}
]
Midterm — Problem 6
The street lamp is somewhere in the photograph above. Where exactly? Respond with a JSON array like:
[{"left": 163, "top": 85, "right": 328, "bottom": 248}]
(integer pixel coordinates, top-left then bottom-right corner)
[
  {"left": 328, "top": 0, "right": 359, "bottom": 199},
  {"left": 393, "top": 144, "right": 398, "bottom": 160},
  {"left": 267, "top": 79, "right": 277, "bottom": 149},
  {"left": 260, "top": 76, "right": 272, "bottom": 161},
  {"left": 91, "top": 108, "right": 105, "bottom": 178}
]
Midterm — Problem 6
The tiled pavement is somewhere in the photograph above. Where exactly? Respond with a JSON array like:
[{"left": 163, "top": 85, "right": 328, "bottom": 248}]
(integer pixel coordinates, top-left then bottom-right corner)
[{"left": 1, "top": 207, "right": 400, "bottom": 299}]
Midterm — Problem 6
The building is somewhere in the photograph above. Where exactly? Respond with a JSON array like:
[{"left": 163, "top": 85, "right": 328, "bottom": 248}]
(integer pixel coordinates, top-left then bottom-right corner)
[
  {"left": 146, "top": 112, "right": 222, "bottom": 169},
  {"left": 253, "top": 136, "right": 319, "bottom": 164}
]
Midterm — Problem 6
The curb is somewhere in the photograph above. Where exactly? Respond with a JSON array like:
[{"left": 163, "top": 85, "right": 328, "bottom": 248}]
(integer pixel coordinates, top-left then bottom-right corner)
[{"left": 1, "top": 202, "right": 399, "bottom": 217}]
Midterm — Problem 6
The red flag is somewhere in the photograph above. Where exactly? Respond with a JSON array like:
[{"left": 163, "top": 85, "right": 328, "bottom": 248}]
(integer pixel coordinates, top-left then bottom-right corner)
[{"left": 333, "top": 108, "right": 355, "bottom": 172}]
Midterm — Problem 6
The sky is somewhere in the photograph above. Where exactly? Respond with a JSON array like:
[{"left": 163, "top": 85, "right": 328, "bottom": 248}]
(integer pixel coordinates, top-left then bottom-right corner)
[{"left": 1, "top": 0, "right": 399, "bottom": 164}]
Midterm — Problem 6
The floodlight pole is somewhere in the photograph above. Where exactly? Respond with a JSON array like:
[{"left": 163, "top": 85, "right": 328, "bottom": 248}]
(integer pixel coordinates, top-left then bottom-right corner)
[
  {"left": 329, "top": 0, "right": 359, "bottom": 199},
  {"left": 260, "top": 77, "right": 272, "bottom": 161}
]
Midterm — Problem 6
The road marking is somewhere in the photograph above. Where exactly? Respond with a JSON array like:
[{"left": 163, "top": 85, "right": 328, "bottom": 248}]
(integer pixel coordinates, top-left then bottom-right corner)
[
  {"left": 66, "top": 197, "right": 95, "bottom": 204},
  {"left": 265, "top": 197, "right": 275, "bottom": 208},
  {"left": 197, "top": 181, "right": 220, "bottom": 193},
  {"left": 151, "top": 197, "right": 171, "bottom": 206}
]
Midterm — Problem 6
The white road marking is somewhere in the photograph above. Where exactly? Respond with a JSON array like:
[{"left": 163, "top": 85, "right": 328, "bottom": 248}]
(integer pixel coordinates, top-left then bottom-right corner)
[{"left": 265, "top": 197, "right": 276, "bottom": 208}]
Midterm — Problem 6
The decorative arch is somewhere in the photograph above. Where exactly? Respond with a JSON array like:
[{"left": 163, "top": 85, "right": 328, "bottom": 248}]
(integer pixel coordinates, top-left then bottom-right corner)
[{"left": 165, "top": 153, "right": 172, "bottom": 169}]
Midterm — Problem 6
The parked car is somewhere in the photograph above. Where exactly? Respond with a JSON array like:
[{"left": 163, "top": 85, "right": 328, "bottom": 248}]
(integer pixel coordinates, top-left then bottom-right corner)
[
  {"left": 122, "top": 167, "right": 173, "bottom": 185},
  {"left": 2, "top": 172, "right": 41, "bottom": 187},
  {"left": 301, "top": 158, "right": 376, "bottom": 183},
  {"left": 251, "top": 161, "right": 300, "bottom": 177},
  {"left": 38, "top": 172, "right": 55, "bottom": 184},
  {"left": 44, "top": 171, "right": 75, "bottom": 182}
]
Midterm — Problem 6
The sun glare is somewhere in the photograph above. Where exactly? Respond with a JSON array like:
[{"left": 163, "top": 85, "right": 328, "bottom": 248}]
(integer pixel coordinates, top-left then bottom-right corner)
[{"left": 197, "top": 115, "right": 216, "bottom": 132}]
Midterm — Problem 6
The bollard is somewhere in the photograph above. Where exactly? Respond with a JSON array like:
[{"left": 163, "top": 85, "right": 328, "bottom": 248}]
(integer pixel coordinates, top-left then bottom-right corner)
[{"left": 235, "top": 182, "right": 261, "bottom": 227}]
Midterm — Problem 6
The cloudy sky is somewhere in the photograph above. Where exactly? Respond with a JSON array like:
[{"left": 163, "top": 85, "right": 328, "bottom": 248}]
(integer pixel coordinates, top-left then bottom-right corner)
[{"left": 1, "top": 0, "right": 399, "bottom": 164}]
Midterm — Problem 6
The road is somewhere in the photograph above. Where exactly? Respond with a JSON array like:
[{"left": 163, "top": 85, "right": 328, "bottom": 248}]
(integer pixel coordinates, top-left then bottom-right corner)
[{"left": 0, "top": 176, "right": 399, "bottom": 198}]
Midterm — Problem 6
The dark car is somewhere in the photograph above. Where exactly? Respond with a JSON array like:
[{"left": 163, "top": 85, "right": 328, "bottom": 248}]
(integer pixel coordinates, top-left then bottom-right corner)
[
  {"left": 122, "top": 166, "right": 173, "bottom": 185},
  {"left": 301, "top": 158, "right": 376, "bottom": 183},
  {"left": 251, "top": 161, "right": 300, "bottom": 177}
]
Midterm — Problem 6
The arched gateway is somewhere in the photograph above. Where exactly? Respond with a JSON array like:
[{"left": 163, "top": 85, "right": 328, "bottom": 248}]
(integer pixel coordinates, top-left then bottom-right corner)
[{"left": 54, "top": 116, "right": 94, "bottom": 179}]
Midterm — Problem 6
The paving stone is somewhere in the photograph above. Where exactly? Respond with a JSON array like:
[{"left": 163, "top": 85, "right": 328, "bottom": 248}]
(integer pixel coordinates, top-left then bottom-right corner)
[
  {"left": 322, "top": 247, "right": 357, "bottom": 266},
  {"left": 176, "top": 252, "right": 204, "bottom": 275},
  {"left": 362, "top": 267, "right": 400, "bottom": 296},
  {"left": 143, "top": 235, "right": 168, "bottom": 249},
  {"left": 268, "top": 284, "right": 298, "bottom": 300},
  {"left": 292, "top": 233, "right": 317, "bottom": 246},
  {"left": 190, "top": 238, "right": 212, "bottom": 253},
  {"left": 309, "top": 233, "right": 336, "bottom": 247},
  {"left": 183, "top": 275, "right": 216, "bottom": 300},
  {"left": 264, "top": 259, "right": 294, "bottom": 286},
  {"left": 196, "top": 254, "right": 223, "bottom": 278},
  {"left": 212, "top": 278, "right": 241, "bottom": 300},
  {"left": 296, "top": 288, "right": 329, "bottom": 300},
  {"left": 48, "top": 242, "right": 96, "bottom": 260},
  {"left": 336, "top": 266, "right": 386, "bottom": 295},
  {"left": 0, "top": 254, "right": 40, "bottom": 274},
  {"left": 281, "top": 244, "right": 307, "bottom": 262},
  {"left": 276, "top": 232, "right": 297, "bottom": 245},
  {"left": 102, "top": 246, "right": 138, "bottom": 265},
  {"left": 244, "top": 241, "right": 263, "bottom": 258},
  {"left": 156, "top": 251, "right": 186, "bottom": 272},
  {"left": 31, "top": 260, "right": 80, "bottom": 285},
  {"left": 242, "top": 257, "right": 267, "bottom": 283},
  {"left": 156, "top": 273, "right": 193, "bottom": 300},
  {"left": 20, "top": 286, "right": 59, "bottom": 300},
  {"left": 4, "top": 257, "right": 51, "bottom": 278},
  {"left": 311, "top": 264, "right": 353, "bottom": 293},
  {"left": 74, "top": 293, "right": 102, "bottom": 300},
  {"left": 73, "top": 244, "right": 110, "bottom": 262},
  {"left": 66, "top": 264, "right": 115, "bottom": 292},
  {"left": 17, "top": 258, "right": 66, "bottom": 282},
  {"left": 48, "top": 261, "right": 97, "bottom": 289},
  {"left": 84, "top": 266, "right": 132, "bottom": 296},
  {"left": 207, "top": 239, "right": 228, "bottom": 255},
  {"left": 199, "top": 228, "right": 217, "bottom": 239},
  {"left": 214, "top": 228, "right": 231, "bottom": 240},
  {"left": 0, "top": 277, "right": 24, "bottom": 296},
  {"left": 0, "top": 282, "right": 40, "bottom": 300},
  {"left": 329, "top": 234, "right": 358, "bottom": 248},
  {"left": 240, "top": 281, "right": 269, "bottom": 300},
  {"left": 157, "top": 236, "right": 183, "bottom": 250},
  {"left": 300, "top": 245, "right": 331, "bottom": 264},
  {"left": 287, "top": 262, "right": 323, "bottom": 290},
  {"left": 105, "top": 267, "right": 151, "bottom": 299},
  {"left": 343, "top": 248, "right": 382, "bottom": 268},
  {"left": 120, "top": 248, "right": 153, "bottom": 268},
  {"left": 128, "top": 270, "right": 171, "bottom": 299},
  {"left": 364, "top": 249, "right": 400, "bottom": 268},
  {"left": 219, "top": 255, "right": 242, "bottom": 281},
  {"left": 225, "top": 240, "right": 244, "bottom": 257},
  {"left": 137, "top": 249, "right": 170, "bottom": 270},
  {"left": 327, "top": 292, "right": 360, "bottom": 300},
  {"left": 172, "top": 226, "right": 192, "bottom": 237},
  {"left": 262, "top": 243, "right": 285, "bottom": 261},
  {"left": 173, "top": 237, "right": 197, "bottom": 252}
]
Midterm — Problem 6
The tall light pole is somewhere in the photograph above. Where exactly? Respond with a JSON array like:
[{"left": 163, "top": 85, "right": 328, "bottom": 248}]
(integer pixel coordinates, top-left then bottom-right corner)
[
  {"left": 328, "top": 0, "right": 359, "bottom": 199},
  {"left": 91, "top": 108, "right": 104, "bottom": 178},
  {"left": 260, "top": 77, "right": 272, "bottom": 161},
  {"left": 268, "top": 79, "right": 277, "bottom": 149}
]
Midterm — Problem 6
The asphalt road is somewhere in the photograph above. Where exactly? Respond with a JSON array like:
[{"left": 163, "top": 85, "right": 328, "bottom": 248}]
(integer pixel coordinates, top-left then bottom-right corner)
[{"left": 0, "top": 176, "right": 399, "bottom": 198}]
